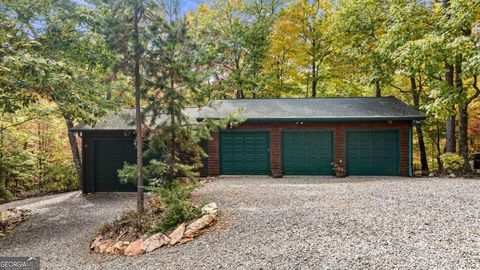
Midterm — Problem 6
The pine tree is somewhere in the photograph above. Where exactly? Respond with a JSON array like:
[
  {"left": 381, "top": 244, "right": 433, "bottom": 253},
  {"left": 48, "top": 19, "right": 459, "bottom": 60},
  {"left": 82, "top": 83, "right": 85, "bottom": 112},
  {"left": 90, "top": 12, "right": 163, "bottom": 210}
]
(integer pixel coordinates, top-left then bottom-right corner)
[{"left": 101, "top": 0, "right": 164, "bottom": 212}]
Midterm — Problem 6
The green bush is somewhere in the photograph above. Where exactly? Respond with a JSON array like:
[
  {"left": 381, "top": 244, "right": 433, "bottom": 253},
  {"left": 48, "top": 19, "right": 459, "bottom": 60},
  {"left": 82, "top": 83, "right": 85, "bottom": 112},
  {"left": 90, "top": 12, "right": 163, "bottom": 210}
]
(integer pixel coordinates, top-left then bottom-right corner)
[
  {"left": 149, "top": 183, "right": 201, "bottom": 234},
  {"left": 0, "top": 184, "right": 12, "bottom": 202},
  {"left": 118, "top": 163, "right": 138, "bottom": 185},
  {"left": 118, "top": 160, "right": 167, "bottom": 187},
  {"left": 41, "top": 160, "right": 78, "bottom": 192},
  {"left": 440, "top": 153, "right": 464, "bottom": 171}
]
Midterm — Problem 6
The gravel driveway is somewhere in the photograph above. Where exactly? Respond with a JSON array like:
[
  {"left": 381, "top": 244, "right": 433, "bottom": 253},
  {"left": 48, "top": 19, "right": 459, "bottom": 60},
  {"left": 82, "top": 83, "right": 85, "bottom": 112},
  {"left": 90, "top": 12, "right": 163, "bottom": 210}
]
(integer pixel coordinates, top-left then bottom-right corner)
[{"left": 1, "top": 177, "right": 480, "bottom": 269}]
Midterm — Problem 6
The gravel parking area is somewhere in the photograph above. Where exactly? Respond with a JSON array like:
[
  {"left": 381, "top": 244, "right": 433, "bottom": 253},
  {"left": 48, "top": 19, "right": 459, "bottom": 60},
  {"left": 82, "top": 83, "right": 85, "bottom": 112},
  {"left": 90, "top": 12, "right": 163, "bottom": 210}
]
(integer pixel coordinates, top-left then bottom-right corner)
[{"left": 1, "top": 177, "right": 480, "bottom": 269}]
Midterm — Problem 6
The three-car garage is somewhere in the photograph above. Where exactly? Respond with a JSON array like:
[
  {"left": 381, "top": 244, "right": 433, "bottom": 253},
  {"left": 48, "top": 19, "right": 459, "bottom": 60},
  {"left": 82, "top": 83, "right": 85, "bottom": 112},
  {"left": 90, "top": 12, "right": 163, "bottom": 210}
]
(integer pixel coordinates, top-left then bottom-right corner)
[
  {"left": 217, "top": 129, "right": 400, "bottom": 177},
  {"left": 73, "top": 97, "right": 425, "bottom": 193}
]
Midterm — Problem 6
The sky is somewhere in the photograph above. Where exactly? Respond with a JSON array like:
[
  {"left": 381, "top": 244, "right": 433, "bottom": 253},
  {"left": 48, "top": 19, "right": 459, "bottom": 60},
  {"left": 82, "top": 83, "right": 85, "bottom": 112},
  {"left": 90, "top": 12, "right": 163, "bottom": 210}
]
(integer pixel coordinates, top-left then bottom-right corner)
[
  {"left": 73, "top": 0, "right": 208, "bottom": 14},
  {"left": 178, "top": 0, "right": 207, "bottom": 13}
]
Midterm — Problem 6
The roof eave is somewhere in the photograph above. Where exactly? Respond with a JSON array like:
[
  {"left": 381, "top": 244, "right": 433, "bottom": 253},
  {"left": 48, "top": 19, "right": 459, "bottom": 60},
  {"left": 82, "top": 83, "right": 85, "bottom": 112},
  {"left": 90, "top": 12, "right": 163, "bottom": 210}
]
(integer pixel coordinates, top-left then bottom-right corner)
[
  {"left": 69, "top": 128, "right": 136, "bottom": 132},
  {"left": 196, "top": 116, "right": 426, "bottom": 122},
  {"left": 71, "top": 115, "right": 426, "bottom": 131}
]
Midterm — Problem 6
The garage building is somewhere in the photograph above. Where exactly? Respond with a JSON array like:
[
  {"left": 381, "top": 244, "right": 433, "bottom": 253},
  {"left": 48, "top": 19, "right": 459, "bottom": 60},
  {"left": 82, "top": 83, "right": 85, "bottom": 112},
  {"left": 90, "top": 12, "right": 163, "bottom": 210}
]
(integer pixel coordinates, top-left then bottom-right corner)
[{"left": 72, "top": 97, "right": 425, "bottom": 192}]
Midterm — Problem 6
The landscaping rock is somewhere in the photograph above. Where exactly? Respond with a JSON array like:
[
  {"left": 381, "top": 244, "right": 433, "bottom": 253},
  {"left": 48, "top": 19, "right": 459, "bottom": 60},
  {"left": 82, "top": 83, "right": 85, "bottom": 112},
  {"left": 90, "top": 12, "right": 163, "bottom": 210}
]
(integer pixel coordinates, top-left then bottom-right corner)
[
  {"left": 179, "top": 237, "right": 193, "bottom": 244},
  {"left": 168, "top": 223, "right": 186, "bottom": 245},
  {"left": 184, "top": 214, "right": 216, "bottom": 238},
  {"left": 141, "top": 233, "right": 170, "bottom": 253},
  {"left": 124, "top": 239, "right": 144, "bottom": 256},
  {"left": 110, "top": 241, "right": 130, "bottom": 255},
  {"left": 107, "top": 241, "right": 130, "bottom": 255},
  {"left": 0, "top": 208, "right": 30, "bottom": 231},
  {"left": 90, "top": 237, "right": 102, "bottom": 251},
  {"left": 201, "top": 202, "right": 218, "bottom": 216},
  {"left": 98, "top": 239, "right": 113, "bottom": 254}
]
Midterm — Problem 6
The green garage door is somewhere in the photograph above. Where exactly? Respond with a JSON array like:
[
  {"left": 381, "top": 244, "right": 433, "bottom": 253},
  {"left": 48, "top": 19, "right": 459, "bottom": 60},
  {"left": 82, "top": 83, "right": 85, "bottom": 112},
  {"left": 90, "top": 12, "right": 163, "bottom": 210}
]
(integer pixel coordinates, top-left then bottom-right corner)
[
  {"left": 220, "top": 132, "right": 270, "bottom": 175},
  {"left": 93, "top": 139, "right": 137, "bottom": 192},
  {"left": 282, "top": 131, "right": 333, "bottom": 175},
  {"left": 346, "top": 130, "right": 400, "bottom": 175}
]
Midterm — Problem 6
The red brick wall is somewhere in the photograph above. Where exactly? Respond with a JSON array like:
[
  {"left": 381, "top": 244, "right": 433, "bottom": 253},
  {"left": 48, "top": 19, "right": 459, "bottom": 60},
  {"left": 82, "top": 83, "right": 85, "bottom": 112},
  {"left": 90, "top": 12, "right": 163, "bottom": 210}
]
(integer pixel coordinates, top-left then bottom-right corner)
[{"left": 206, "top": 121, "right": 412, "bottom": 177}]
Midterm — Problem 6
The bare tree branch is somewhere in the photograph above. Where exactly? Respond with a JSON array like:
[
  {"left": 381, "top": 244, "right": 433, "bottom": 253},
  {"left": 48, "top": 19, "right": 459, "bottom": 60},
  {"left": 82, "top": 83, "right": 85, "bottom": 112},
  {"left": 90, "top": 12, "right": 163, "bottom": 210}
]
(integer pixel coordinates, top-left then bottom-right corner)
[
  {"left": 0, "top": 117, "right": 38, "bottom": 132},
  {"left": 468, "top": 75, "right": 480, "bottom": 105},
  {"left": 387, "top": 82, "right": 409, "bottom": 94}
]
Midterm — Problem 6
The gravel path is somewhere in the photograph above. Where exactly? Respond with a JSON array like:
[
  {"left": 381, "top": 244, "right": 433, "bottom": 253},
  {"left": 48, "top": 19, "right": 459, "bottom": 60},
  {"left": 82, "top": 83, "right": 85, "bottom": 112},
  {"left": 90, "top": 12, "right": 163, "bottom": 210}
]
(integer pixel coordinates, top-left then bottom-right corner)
[{"left": 1, "top": 177, "right": 480, "bottom": 269}]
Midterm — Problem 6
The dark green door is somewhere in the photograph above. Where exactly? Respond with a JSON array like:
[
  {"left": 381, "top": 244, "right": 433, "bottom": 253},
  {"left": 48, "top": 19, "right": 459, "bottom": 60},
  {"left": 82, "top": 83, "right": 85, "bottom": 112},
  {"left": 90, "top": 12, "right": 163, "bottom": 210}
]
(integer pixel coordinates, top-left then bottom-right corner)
[
  {"left": 282, "top": 131, "right": 333, "bottom": 175},
  {"left": 346, "top": 130, "right": 400, "bottom": 175},
  {"left": 93, "top": 139, "right": 137, "bottom": 192},
  {"left": 220, "top": 132, "right": 270, "bottom": 175}
]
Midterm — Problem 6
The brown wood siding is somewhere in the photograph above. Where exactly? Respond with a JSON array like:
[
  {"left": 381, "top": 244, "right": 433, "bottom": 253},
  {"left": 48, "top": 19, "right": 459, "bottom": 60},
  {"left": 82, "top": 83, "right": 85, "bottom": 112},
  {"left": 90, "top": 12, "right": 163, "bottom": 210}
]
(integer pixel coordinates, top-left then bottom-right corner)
[
  {"left": 207, "top": 133, "right": 220, "bottom": 176},
  {"left": 206, "top": 121, "right": 412, "bottom": 177},
  {"left": 81, "top": 120, "right": 412, "bottom": 193}
]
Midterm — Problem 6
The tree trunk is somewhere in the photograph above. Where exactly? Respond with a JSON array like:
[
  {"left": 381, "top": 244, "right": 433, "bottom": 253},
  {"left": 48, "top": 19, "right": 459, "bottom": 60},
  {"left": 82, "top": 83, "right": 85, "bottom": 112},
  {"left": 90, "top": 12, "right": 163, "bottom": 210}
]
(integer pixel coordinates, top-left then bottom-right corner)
[
  {"left": 37, "top": 123, "right": 43, "bottom": 189},
  {"left": 375, "top": 80, "right": 381, "bottom": 97},
  {"left": 445, "top": 114, "right": 456, "bottom": 153},
  {"left": 458, "top": 105, "right": 469, "bottom": 166},
  {"left": 0, "top": 125, "right": 5, "bottom": 188},
  {"left": 455, "top": 57, "right": 469, "bottom": 170},
  {"left": 443, "top": 0, "right": 456, "bottom": 154},
  {"left": 442, "top": 0, "right": 449, "bottom": 8},
  {"left": 236, "top": 90, "right": 245, "bottom": 99},
  {"left": 168, "top": 101, "right": 176, "bottom": 189},
  {"left": 311, "top": 61, "right": 317, "bottom": 97},
  {"left": 65, "top": 119, "right": 83, "bottom": 189},
  {"left": 436, "top": 120, "right": 443, "bottom": 170},
  {"left": 411, "top": 77, "right": 429, "bottom": 174},
  {"left": 415, "top": 123, "right": 429, "bottom": 174},
  {"left": 134, "top": 5, "right": 144, "bottom": 213},
  {"left": 167, "top": 75, "right": 177, "bottom": 189},
  {"left": 445, "top": 62, "right": 456, "bottom": 153}
]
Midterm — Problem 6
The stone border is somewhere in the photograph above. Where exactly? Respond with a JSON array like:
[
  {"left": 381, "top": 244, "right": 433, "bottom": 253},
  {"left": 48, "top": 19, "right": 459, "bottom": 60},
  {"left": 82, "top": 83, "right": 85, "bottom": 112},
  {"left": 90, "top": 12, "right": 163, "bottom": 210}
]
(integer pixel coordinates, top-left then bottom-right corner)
[{"left": 91, "top": 202, "right": 218, "bottom": 256}]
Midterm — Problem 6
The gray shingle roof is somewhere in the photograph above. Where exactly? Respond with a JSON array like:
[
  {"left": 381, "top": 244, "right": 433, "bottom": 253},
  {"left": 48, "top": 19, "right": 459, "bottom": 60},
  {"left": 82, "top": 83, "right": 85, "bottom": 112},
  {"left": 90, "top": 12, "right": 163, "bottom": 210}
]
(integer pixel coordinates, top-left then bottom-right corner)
[
  {"left": 71, "top": 97, "right": 425, "bottom": 131},
  {"left": 197, "top": 97, "right": 425, "bottom": 121},
  {"left": 71, "top": 108, "right": 202, "bottom": 131}
]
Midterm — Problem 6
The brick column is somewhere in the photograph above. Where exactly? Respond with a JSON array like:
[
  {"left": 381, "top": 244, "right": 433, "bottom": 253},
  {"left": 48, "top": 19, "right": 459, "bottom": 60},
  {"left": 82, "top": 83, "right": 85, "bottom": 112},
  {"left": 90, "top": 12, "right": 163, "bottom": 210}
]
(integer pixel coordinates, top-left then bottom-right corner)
[
  {"left": 270, "top": 127, "right": 282, "bottom": 177},
  {"left": 399, "top": 125, "right": 409, "bottom": 176},
  {"left": 208, "top": 132, "right": 220, "bottom": 176},
  {"left": 334, "top": 126, "right": 345, "bottom": 163}
]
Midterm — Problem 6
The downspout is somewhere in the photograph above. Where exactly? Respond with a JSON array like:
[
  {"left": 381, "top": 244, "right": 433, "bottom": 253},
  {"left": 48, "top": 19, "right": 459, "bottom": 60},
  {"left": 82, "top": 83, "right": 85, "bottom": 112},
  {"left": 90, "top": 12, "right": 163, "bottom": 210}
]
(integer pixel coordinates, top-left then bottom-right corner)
[{"left": 409, "top": 122, "right": 413, "bottom": 177}]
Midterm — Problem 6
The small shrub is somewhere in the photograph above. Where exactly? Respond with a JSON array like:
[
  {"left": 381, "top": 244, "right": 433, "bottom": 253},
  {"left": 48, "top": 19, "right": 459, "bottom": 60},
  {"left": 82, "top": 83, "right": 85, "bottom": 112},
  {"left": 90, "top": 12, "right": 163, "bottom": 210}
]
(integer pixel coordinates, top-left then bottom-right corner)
[
  {"left": 149, "top": 183, "right": 202, "bottom": 234},
  {"left": 95, "top": 181, "right": 203, "bottom": 241},
  {"left": 41, "top": 161, "right": 78, "bottom": 193},
  {"left": 118, "top": 160, "right": 167, "bottom": 187},
  {"left": 147, "top": 195, "right": 166, "bottom": 214},
  {"left": 0, "top": 184, "right": 12, "bottom": 202},
  {"left": 96, "top": 210, "right": 153, "bottom": 241},
  {"left": 118, "top": 163, "right": 137, "bottom": 185},
  {"left": 440, "top": 153, "right": 464, "bottom": 172}
]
